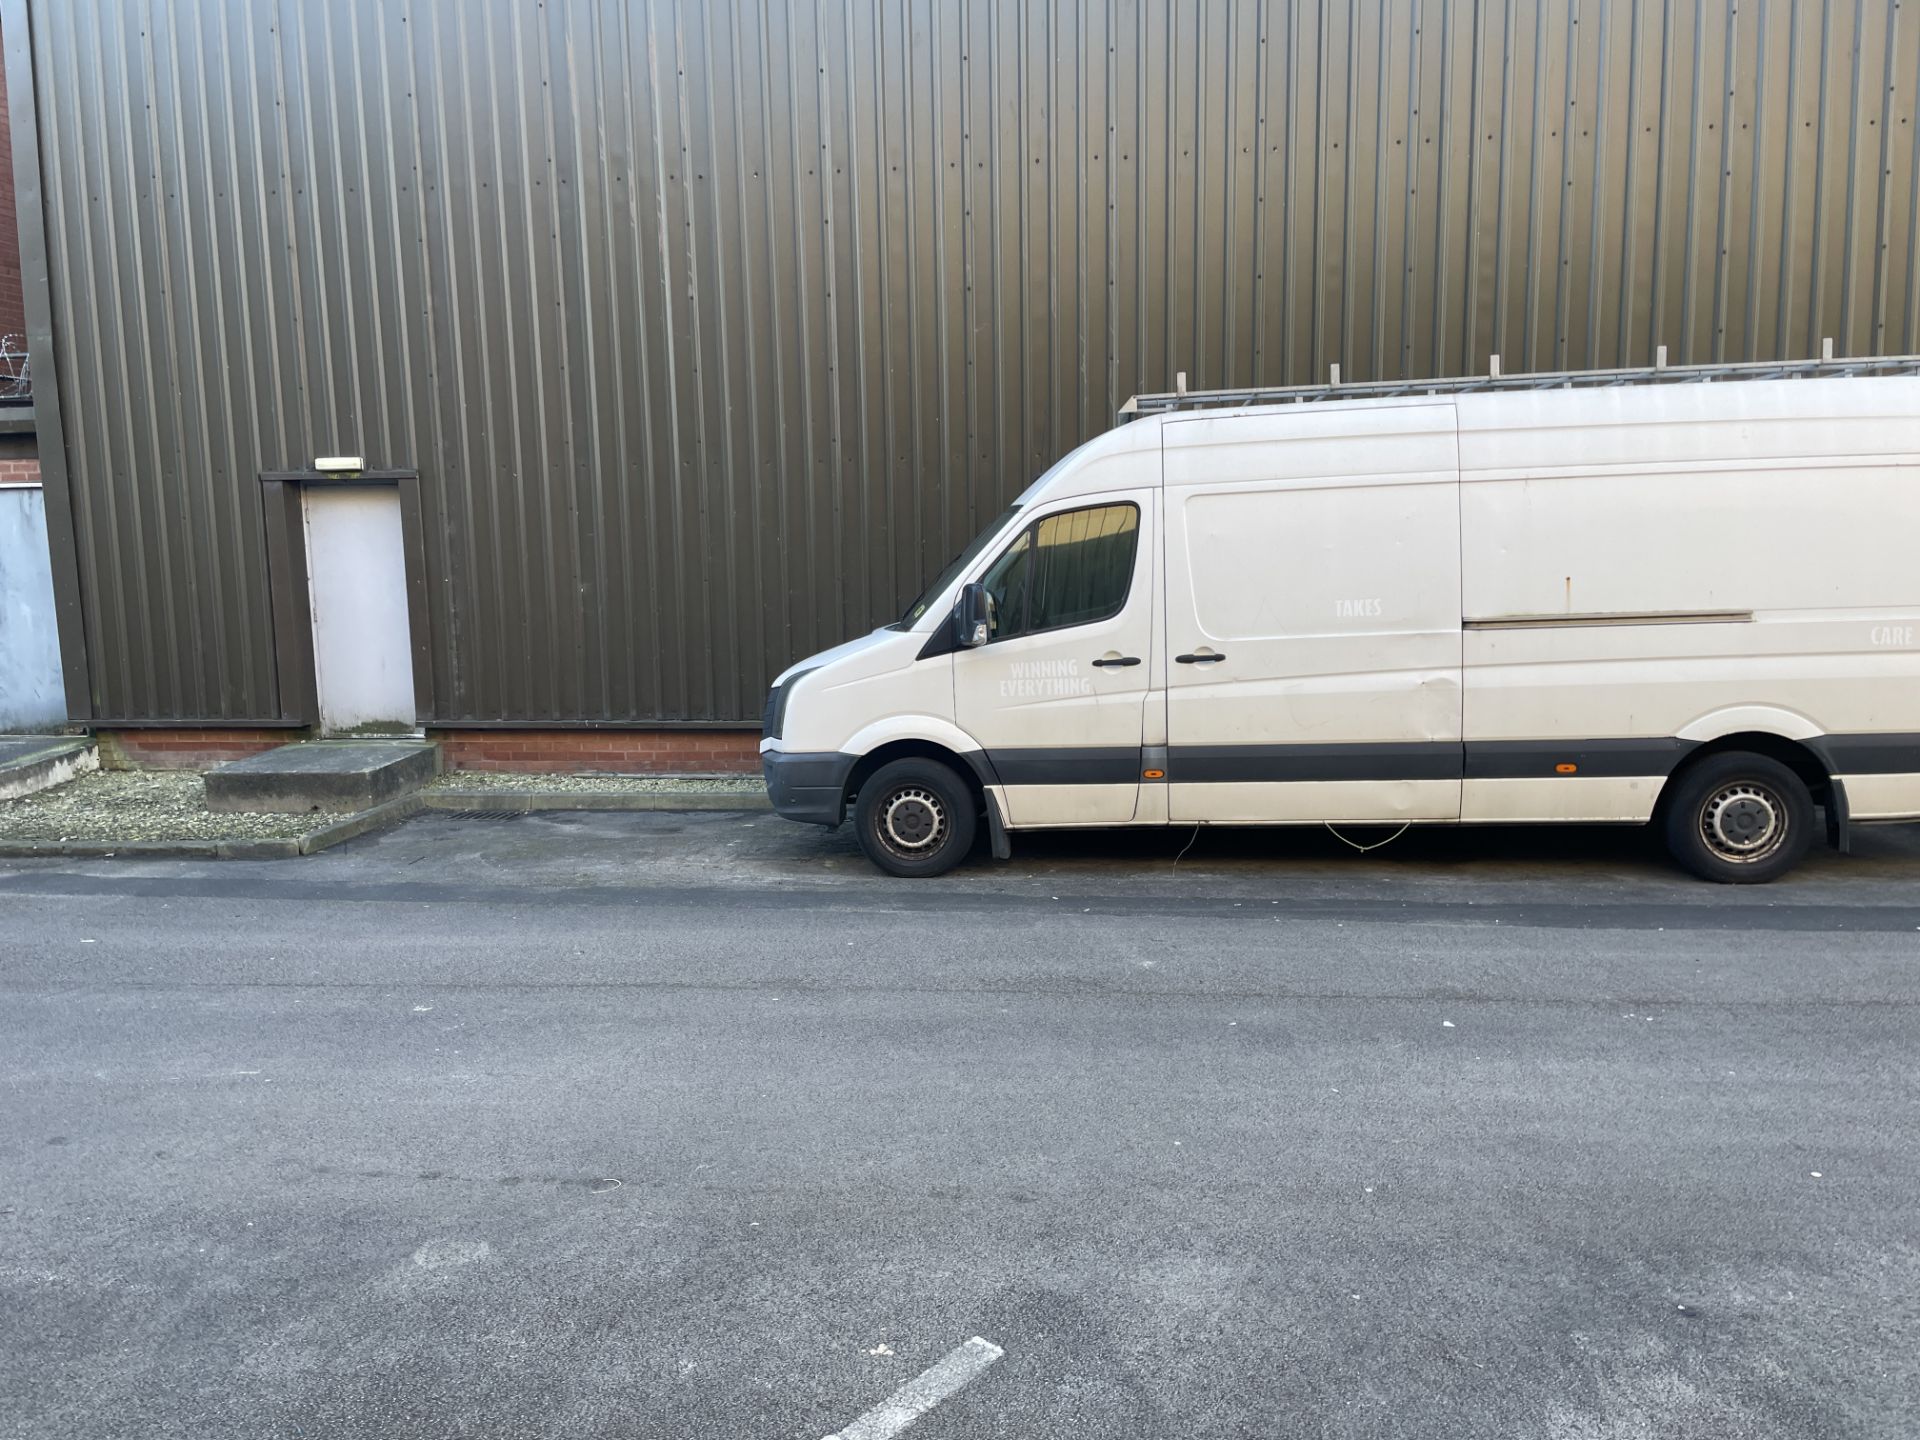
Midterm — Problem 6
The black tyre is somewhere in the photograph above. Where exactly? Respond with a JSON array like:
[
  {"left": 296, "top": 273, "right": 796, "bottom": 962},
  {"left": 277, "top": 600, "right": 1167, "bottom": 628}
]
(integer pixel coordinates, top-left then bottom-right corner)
[
  {"left": 1660, "top": 751, "right": 1815, "bottom": 884},
  {"left": 852, "top": 758, "right": 979, "bottom": 878}
]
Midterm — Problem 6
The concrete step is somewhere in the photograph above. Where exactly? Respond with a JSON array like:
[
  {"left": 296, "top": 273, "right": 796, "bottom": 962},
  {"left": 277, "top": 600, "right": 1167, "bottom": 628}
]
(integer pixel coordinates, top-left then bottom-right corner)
[
  {"left": 0, "top": 736, "right": 99, "bottom": 801},
  {"left": 204, "top": 740, "right": 439, "bottom": 814}
]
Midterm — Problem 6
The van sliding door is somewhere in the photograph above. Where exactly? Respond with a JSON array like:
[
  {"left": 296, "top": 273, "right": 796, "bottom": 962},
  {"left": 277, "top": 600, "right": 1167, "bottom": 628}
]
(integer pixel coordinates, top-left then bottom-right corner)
[{"left": 1160, "top": 404, "right": 1464, "bottom": 824}]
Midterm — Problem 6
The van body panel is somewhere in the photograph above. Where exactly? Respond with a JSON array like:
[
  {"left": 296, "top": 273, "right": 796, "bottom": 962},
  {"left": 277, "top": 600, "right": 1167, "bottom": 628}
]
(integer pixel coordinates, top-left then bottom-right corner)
[
  {"left": 1845, "top": 774, "right": 1920, "bottom": 820},
  {"left": 769, "top": 630, "right": 954, "bottom": 757},
  {"left": 1460, "top": 617, "right": 1920, "bottom": 750},
  {"left": 1167, "top": 779, "right": 1462, "bottom": 825},
  {"left": 1012, "top": 431, "right": 1167, "bottom": 505},
  {"left": 1674, "top": 705, "right": 1826, "bottom": 743},
  {"left": 770, "top": 627, "right": 901, "bottom": 690},
  {"left": 1461, "top": 777, "right": 1667, "bottom": 824},
  {"left": 1460, "top": 460, "right": 1920, "bottom": 619},
  {"left": 1161, "top": 404, "right": 1464, "bottom": 821},
  {"left": 1450, "top": 376, "right": 1920, "bottom": 824},
  {"left": 1454, "top": 375, "right": 1920, "bottom": 476},
  {"left": 838, "top": 714, "right": 981, "bottom": 763},
  {"left": 1807, "top": 734, "right": 1920, "bottom": 822}
]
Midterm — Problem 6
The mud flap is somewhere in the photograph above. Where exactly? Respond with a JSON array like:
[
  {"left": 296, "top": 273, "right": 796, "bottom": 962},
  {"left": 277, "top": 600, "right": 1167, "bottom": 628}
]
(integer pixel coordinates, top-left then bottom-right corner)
[
  {"left": 983, "top": 790, "right": 1013, "bottom": 861},
  {"left": 1825, "top": 776, "right": 1851, "bottom": 855}
]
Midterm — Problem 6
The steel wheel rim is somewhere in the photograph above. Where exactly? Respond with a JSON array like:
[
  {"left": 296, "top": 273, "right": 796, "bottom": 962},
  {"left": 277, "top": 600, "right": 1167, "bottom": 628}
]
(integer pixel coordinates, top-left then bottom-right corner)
[
  {"left": 878, "top": 786, "right": 947, "bottom": 859},
  {"left": 1698, "top": 780, "right": 1788, "bottom": 864}
]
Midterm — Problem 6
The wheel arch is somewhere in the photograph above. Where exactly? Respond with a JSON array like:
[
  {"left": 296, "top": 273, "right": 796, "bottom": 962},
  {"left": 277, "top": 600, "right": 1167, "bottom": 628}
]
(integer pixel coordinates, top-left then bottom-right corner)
[
  {"left": 1656, "top": 730, "right": 1836, "bottom": 819},
  {"left": 842, "top": 738, "right": 991, "bottom": 815}
]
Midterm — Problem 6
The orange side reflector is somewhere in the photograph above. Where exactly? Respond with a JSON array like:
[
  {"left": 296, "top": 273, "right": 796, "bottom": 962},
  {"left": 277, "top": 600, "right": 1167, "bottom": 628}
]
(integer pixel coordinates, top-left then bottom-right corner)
[
  {"left": 1555, "top": 763, "right": 1579, "bottom": 774},
  {"left": 1143, "top": 769, "right": 1166, "bottom": 780}
]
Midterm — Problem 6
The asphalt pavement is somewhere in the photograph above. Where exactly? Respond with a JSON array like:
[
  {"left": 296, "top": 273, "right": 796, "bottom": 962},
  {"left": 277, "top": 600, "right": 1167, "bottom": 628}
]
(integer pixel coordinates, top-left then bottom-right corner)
[{"left": 3, "top": 813, "right": 1919, "bottom": 1439}]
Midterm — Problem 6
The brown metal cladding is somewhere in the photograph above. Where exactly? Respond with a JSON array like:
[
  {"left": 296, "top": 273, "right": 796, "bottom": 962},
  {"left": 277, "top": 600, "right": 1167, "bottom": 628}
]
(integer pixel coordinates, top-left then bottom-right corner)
[{"left": 21, "top": 0, "right": 1920, "bottom": 724}]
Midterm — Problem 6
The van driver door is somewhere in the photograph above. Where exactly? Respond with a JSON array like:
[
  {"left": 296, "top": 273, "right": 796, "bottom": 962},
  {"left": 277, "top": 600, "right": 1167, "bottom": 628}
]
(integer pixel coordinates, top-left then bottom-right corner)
[
  {"left": 954, "top": 493, "right": 1155, "bottom": 826},
  {"left": 1161, "top": 405, "right": 1463, "bottom": 824}
]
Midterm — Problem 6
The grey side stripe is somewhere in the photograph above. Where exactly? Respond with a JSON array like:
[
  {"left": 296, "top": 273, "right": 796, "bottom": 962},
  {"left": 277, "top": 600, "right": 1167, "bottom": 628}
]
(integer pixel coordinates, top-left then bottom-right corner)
[
  {"left": 1176, "top": 738, "right": 1698, "bottom": 783},
  {"left": 1175, "top": 741, "right": 1461, "bottom": 783},
  {"left": 1463, "top": 738, "right": 1697, "bottom": 780},
  {"left": 1809, "top": 733, "right": 1920, "bottom": 775},
  {"left": 986, "top": 747, "right": 1142, "bottom": 786},
  {"left": 978, "top": 734, "right": 1920, "bottom": 786}
]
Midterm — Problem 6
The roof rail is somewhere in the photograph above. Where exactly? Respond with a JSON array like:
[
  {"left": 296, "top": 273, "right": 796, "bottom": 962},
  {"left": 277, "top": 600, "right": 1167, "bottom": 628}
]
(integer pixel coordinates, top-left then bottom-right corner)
[{"left": 1117, "top": 347, "right": 1920, "bottom": 421}]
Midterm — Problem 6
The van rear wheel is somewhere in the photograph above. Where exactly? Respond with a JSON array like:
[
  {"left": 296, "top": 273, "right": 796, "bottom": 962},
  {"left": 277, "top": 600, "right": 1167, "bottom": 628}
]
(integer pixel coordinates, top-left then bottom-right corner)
[
  {"left": 1660, "top": 752, "right": 1814, "bottom": 884},
  {"left": 852, "top": 758, "right": 978, "bottom": 878}
]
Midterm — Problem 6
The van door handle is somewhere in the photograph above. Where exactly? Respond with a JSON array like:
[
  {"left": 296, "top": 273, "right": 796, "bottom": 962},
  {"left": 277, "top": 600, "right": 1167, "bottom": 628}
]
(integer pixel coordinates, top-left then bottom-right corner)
[
  {"left": 1091, "top": 656, "right": 1141, "bottom": 668},
  {"left": 1175, "top": 652, "right": 1226, "bottom": 664}
]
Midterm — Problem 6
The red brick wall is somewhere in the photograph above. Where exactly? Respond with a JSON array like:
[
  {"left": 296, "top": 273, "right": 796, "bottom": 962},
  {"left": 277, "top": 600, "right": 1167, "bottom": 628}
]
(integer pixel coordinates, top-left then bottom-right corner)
[
  {"left": 433, "top": 728, "right": 760, "bottom": 775},
  {"left": 0, "top": 457, "right": 39, "bottom": 484},
  {"left": 0, "top": 26, "right": 24, "bottom": 349},
  {"left": 98, "top": 729, "right": 299, "bottom": 770},
  {"left": 95, "top": 727, "right": 761, "bottom": 773}
]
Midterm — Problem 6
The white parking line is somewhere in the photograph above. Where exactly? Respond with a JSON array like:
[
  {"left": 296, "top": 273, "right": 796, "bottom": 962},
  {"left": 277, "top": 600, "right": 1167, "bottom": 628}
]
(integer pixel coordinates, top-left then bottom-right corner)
[{"left": 822, "top": 1335, "right": 1005, "bottom": 1440}]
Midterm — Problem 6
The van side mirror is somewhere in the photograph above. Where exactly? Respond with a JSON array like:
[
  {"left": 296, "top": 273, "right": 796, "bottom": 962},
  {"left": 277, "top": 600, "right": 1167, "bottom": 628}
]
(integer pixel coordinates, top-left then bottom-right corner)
[{"left": 955, "top": 583, "right": 991, "bottom": 648}]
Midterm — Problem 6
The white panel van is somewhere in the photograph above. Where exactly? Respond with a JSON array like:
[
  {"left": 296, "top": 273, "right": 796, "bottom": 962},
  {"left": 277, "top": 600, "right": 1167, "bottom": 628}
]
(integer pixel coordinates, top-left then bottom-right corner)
[{"left": 760, "top": 363, "right": 1920, "bottom": 882}]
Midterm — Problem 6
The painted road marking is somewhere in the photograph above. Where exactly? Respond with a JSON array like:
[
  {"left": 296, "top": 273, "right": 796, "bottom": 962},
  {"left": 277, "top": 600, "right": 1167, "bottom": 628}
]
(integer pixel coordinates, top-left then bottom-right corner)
[{"left": 822, "top": 1335, "right": 1004, "bottom": 1440}]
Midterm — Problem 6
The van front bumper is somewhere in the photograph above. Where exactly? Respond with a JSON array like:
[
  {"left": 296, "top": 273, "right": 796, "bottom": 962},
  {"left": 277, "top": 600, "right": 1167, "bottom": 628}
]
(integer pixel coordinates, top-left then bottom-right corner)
[{"left": 761, "top": 750, "right": 856, "bottom": 827}]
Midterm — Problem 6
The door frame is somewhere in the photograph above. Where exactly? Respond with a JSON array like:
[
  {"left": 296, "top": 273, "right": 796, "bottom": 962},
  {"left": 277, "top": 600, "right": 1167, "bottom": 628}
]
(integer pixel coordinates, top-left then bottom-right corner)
[{"left": 258, "top": 469, "right": 435, "bottom": 727}]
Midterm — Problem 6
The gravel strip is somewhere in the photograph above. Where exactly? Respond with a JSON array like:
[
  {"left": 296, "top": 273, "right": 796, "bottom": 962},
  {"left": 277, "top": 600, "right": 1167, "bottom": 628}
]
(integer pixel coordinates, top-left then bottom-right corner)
[
  {"left": 427, "top": 771, "right": 765, "bottom": 794},
  {"left": 0, "top": 770, "right": 315, "bottom": 842}
]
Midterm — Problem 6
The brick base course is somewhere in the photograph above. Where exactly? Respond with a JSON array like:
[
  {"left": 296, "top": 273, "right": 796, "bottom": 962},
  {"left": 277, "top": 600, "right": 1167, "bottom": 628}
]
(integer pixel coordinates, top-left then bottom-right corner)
[
  {"left": 96, "top": 727, "right": 762, "bottom": 775},
  {"left": 431, "top": 728, "right": 761, "bottom": 775},
  {"left": 99, "top": 729, "right": 304, "bottom": 770}
]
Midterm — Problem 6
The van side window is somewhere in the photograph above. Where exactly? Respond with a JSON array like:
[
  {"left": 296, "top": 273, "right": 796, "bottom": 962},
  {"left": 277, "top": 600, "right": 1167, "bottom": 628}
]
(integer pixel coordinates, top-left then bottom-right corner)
[{"left": 980, "top": 502, "right": 1139, "bottom": 641}]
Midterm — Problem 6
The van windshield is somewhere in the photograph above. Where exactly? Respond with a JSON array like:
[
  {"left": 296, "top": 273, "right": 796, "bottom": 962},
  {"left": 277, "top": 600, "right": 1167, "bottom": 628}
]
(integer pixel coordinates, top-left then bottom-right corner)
[{"left": 893, "top": 504, "right": 1022, "bottom": 627}]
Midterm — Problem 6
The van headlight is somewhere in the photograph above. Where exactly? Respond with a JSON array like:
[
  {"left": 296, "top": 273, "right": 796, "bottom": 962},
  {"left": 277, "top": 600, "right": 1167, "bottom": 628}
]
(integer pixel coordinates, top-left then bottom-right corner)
[{"left": 762, "top": 668, "right": 818, "bottom": 741}]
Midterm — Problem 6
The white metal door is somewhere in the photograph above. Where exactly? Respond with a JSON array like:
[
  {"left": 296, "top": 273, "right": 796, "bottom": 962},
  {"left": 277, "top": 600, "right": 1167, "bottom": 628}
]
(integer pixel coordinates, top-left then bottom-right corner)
[
  {"left": 1161, "top": 405, "right": 1463, "bottom": 823},
  {"left": 953, "top": 493, "right": 1155, "bottom": 826},
  {"left": 0, "top": 483, "right": 67, "bottom": 730},
  {"left": 302, "top": 486, "right": 416, "bottom": 733}
]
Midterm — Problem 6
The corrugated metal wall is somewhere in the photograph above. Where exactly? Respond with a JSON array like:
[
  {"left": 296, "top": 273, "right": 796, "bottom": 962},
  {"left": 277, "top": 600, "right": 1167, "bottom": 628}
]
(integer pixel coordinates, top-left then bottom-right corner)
[{"left": 27, "top": 0, "right": 1920, "bottom": 724}]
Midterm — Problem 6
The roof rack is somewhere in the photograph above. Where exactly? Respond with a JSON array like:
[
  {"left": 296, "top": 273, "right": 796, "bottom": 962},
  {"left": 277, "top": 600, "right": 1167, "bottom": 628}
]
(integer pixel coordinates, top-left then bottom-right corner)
[{"left": 1118, "top": 343, "right": 1920, "bottom": 421}]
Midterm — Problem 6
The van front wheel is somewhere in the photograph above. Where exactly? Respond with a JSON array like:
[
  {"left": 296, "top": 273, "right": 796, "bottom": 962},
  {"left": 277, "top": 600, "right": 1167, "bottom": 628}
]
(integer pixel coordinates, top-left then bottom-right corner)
[
  {"left": 852, "top": 758, "right": 978, "bottom": 878},
  {"left": 1661, "top": 752, "right": 1814, "bottom": 884}
]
